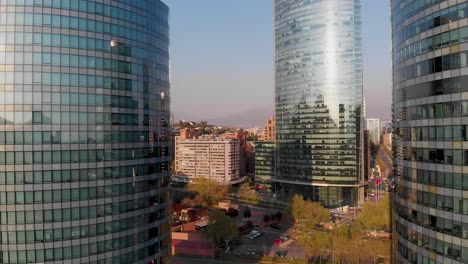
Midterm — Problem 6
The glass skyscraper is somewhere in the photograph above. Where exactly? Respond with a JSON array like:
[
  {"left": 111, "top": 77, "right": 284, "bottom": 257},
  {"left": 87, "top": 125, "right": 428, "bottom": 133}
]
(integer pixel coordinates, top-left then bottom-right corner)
[
  {"left": 0, "top": 0, "right": 171, "bottom": 263},
  {"left": 274, "top": 0, "right": 364, "bottom": 207},
  {"left": 392, "top": 0, "right": 468, "bottom": 263}
]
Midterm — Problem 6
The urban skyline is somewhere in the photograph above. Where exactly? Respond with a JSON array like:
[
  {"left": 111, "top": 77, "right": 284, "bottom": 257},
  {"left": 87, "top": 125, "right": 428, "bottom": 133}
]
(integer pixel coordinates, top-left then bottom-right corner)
[
  {"left": 164, "top": 0, "right": 392, "bottom": 126},
  {"left": 4, "top": 0, "right": 466, "bottom": 263}
]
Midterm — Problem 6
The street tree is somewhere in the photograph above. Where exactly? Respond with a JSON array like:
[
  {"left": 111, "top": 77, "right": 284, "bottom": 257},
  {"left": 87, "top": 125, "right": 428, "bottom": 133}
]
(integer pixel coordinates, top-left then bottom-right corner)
[
  {"left": 203, "top": 210, "right": 238, "bottom": 245},
  {"left": 186, "top": 177, "right": 228, "bottom": 208},
  {"left": 298, "top": 231, "right": 330, "bottom": 262},
  {"left": 243, "top": 206, "right": 252, "bottom": 218},
  {"left": 290, "top": 194, "right": 330, "bottom": 226},
  {"left": 356, "top": 194, "right": 391, "bottom": 231}
]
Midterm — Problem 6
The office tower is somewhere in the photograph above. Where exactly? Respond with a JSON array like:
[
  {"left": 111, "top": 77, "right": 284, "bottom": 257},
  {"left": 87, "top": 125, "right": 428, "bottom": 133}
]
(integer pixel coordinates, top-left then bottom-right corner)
[
  {"left": 363, "top": 130, "right": 371, "bottom": 182},
  {"left": 274, "top": 0, "right": 364, "bottom": 207},
  {"left": 0, "top": 1, "right": 171, "bottom": 263},
  {"left": 380, "top": 120, "right": 392, "bottom": 134},
  {"left": 366, "top": 118, "right": 381, "bottom": 144},
  {"left": 174, "top": 136, "right": 240, "bottom": 183},
  {"left": 254, "top": 141, "right": 275, "bottom": 191},
  {"left": 363, "top": 97, "right": 367, "bottom": 120},
  {"left": 392, "top": 1, "right": 468, "bottom": 263}
]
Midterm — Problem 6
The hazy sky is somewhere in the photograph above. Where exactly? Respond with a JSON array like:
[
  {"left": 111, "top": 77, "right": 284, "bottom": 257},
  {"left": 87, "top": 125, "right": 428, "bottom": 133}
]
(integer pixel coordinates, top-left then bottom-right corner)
[{"left": 165, "top": 0, "right": 392, "bottom": 124}]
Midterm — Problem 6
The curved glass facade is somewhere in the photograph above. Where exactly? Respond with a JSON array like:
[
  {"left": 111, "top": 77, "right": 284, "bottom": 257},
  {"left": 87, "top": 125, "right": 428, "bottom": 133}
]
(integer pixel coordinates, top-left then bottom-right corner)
[
  {"left": 274, "top": 0, "right": 363, "bottom": 207},
  {"left": 0, "top": 0, "right": 171, "bottom": 263},
  {"left": 392, "top": 0, "right": 468, "bottom": 263}
]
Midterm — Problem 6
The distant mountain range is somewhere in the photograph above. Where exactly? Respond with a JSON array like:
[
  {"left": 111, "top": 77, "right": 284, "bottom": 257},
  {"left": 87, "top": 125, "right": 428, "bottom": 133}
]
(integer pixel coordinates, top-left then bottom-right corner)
[{"left": 176, "top": 107, "right": 271, "bottom": 128}]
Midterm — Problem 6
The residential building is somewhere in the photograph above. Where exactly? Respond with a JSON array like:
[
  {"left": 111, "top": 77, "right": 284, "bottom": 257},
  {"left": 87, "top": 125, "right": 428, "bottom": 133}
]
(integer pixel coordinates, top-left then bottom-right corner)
[
  {"left": 260, "top": 116, "right": 275, "bottom": 141},
  {"left": 274, "top": 0, "right": 365, "bottom": 207},
  {"left": 366, "top": 118, "right": 381, "bottom": 144},
  {"left": 0, "top": 1, "right": 172, "bottom": 263},
  {"left": 180, "top": 128, "right": 201, "bottom": 140},
  {"left": 174, "top": 136, "right": 240, "bottom": 183},
  {"left": 220, "top": 131, "right": 247, "bottom": 175},
  {"left": 392, "top": 1, "right": 468, "bottom": 263}
]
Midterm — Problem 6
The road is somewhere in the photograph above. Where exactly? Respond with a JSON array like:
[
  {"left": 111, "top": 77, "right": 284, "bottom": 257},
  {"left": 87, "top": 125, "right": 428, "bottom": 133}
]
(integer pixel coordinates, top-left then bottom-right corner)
[
  {"left": 378, "top": 148, "right": 393, "bottom": 177},
  {"left": 173, "top": 256, "right": 253, "bottom": 264}
]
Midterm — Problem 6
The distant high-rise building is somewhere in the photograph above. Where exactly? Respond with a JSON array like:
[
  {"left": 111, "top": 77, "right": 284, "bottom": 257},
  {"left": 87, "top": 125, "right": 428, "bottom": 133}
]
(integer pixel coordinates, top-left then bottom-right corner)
[
  {"left": 392, "top": 1, "right": 468, "bottom": 263},
  {"left": 274, "top": 0, "right": 364, "bottom": 207},
  {"left": 0, "top": 1, "right": 172, "bottom": 263},
  {"left": 260, "top": 116, "right": 275, "bottom": 142},
  {"left": 380, "top": 120, "right": 392, "bottom": 134},
  {"left": 363, "top": 97, "right": 367, "bottom": 119},
  {"left": 366, "top": 118, "right": 380, "bottom": 144},
  {"left": 174, "top": 136, "right": 240, "bottom": 183},
  {"left": 363, "top": 130, "right": 371, "bottom": 182}
]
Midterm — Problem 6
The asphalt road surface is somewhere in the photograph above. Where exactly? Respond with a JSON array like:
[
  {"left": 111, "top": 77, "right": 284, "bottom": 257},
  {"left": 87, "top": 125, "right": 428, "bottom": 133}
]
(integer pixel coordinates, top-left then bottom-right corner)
[{"left": 173, "top": 256, "right": 253, "bottom": 264}]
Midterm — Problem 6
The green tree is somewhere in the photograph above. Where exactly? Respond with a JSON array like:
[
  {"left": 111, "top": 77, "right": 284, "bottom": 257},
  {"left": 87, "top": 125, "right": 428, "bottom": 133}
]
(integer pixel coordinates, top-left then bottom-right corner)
[
  {"left": 186, "top": 177, "right": 228, "bottom": 208},
  {"left": 289, "top": 195, "right": 332, "bottom": 261},
  {"left": 290, "top": 194, "right": 330, "bottom": 226},
  {"left": 298, "top": 231, "right": 330, "bottom": 262},
  {"left": 203, "top": 210, "right": 238, "bottom": 245},
  {"left": 356, "top": 194, "right": 390, "bottom": 231}
]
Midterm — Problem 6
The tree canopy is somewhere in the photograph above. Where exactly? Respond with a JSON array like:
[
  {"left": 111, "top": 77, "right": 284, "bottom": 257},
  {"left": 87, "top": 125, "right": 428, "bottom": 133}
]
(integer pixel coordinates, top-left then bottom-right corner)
[
  {"left": 185, "top": 177, "right": 228, "bottom": 208},
  {"left": 288, "top": 194, "right": 391, "bottom": 263},
  {"left": 356, "top": 194, "right": 391, "bottom": 231},
  {"left": 290, "top": 194, "right": 330, "bottom": 226},
  {"left": 203, "top": 210, "right": 238, "bottom": 245}
]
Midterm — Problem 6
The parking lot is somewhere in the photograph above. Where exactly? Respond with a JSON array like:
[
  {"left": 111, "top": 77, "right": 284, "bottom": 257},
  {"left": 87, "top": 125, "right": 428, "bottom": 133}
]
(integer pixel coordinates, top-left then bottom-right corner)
[{"left": 224, "top": 203, "right": 305, "bottom": 260}]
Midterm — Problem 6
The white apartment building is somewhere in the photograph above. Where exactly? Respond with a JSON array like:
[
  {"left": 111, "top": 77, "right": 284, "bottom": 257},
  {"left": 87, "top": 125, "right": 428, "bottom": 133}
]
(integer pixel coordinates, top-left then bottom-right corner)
[{"left": 174, "top": 136, "right": 240, "bottom": 183}]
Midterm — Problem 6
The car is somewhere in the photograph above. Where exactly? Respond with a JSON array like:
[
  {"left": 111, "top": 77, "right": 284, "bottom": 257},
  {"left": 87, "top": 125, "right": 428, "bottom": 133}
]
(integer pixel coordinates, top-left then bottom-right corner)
[
  {"left": 274, "top": 238, "right": 283, "bottom": 244},
  {"left": 270, "top": 224, "right": 281, "bottom": 229},
  {"left": 245, "top": 230, "right": 261, "bottom": 239},
  {"left": 275, "top": 251, "right": 287, "bottom": 257},
  {"left": 222, "top": 246, "right": 230, "bottom": 253},
  {"left": 280, "top": 235, "right": 290, "bottom": 241}
]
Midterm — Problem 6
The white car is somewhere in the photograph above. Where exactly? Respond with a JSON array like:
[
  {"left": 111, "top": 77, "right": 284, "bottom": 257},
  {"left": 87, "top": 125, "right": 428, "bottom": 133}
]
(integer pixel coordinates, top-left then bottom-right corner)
[{"left": 245, "top": 230, "right": 261, "bottom": 239}]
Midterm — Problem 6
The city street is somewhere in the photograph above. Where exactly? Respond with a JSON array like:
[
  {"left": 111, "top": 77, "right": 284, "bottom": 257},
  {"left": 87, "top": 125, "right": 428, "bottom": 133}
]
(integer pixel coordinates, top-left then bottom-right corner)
[{"left": 378, "top": 148, "right": 393, "bottom": 178}]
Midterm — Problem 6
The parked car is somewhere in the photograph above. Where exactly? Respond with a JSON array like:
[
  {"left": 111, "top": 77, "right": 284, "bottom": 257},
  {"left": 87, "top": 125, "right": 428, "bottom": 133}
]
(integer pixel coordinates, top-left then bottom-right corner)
[
  {"left": 245, "top": 230, "right": 262, "bottom": 239},
  {"left": 280, "top": 235, "right": 290, "bottom": 241},
  {"left": 270, "top": 224, "right": 281, "bottom": 230}
]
